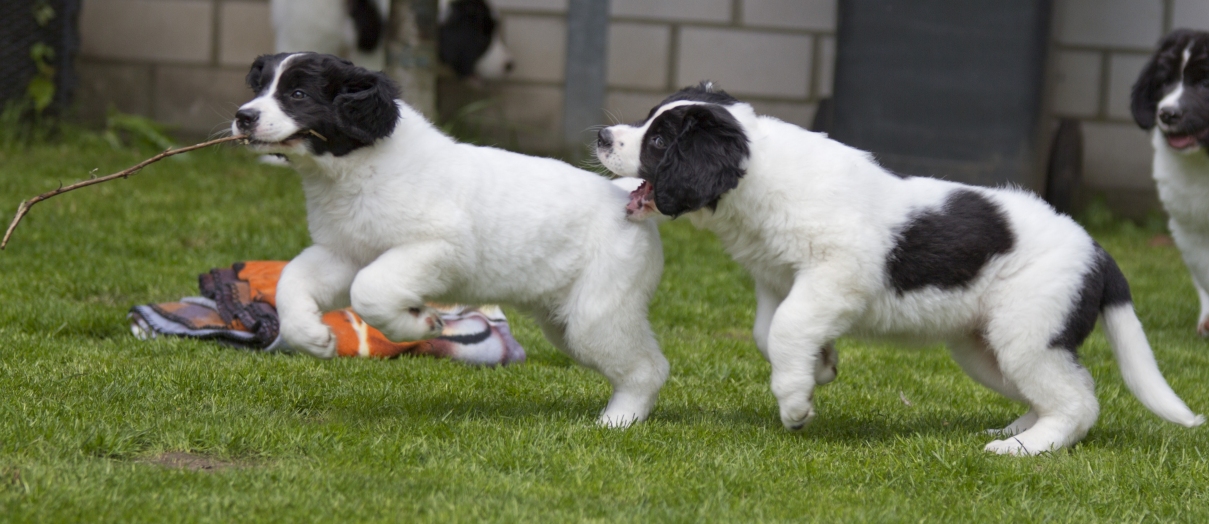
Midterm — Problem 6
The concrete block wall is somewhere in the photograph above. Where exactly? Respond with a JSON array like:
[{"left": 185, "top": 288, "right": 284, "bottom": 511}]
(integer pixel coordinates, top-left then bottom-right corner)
[
  {"left": 75, "top": 0, "right": 274, "bottom": 135},
  {"left": 472, "top": 0, "right": 836, "bottom": 153},
  {"left": 1049, "top": 0, "right": 1209, "bottom": 216}
]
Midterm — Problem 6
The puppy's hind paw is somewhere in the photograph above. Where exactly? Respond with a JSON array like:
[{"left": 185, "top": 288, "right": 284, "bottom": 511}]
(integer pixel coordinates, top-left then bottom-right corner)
[{"left": 373, "top": 306, "right": 445, "bottom": 342}]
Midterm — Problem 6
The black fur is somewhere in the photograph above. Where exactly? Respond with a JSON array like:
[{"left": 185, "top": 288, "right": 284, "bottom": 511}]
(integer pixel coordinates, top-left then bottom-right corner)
[
  {"left": 439, "top": 0, "right": 497, "bottom": 78},
  {"left": 887, "top": 189, "right": 1015, "bottom": 294},
  {"left": 638, "top": 104, "right": 749, "bottom": 217},
  {"left": 1049, "top": 244, "right": 1133, "bottom": 353},
  {"left": 1132, "top": 29, "right": 1209, "bottom": 148},
  {"left": 244, "top": 53, "right": 401, "bottom": 157},
  {"left": 347, "top": 0, "right": 385, "bottom": 53}
]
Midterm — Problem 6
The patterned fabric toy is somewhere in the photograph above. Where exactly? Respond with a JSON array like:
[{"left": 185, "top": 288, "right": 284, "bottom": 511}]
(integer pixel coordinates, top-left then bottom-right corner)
[{"left": 129, "top": 261, "right": 525, "bottom": 365}]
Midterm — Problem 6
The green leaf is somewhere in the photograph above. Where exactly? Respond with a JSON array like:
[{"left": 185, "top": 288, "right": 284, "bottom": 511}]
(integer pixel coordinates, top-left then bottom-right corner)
[{"left": 25, "top": 76, "right": 55, "bottom": 112}]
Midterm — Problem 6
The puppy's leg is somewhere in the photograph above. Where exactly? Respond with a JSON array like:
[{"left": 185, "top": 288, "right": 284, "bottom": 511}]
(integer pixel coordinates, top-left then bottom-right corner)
[
  {"left": 350, "top": 242, "right": 452, "bottom": 342},
  {"left": 1195, "top": 281, "right": 1209, "bottom": 337},
  {"left": 753, "top": 281, "right": 783, "bottom": 362},
  {"left": 1168, "top": 222, "right": 1209, "bottom": 335},
  {"left": 981, "top": 330, "right": 1099, "bottom": 456},
  {"left": 815, "top": 342, "right": 839, "bottom": 386},
  {"left": 539, "top": 310, "right": 668, "bottom": 427},
  {"left": 558, "top": 255, "right": 668, "bottom": 428},
  {"left": 947, "top": 336, "right": 1036, "bottom": 436},
  {"left": 767, "top": 276, "right": 858, "bottom": 431},
  {"left": 277, "top": 246, "right": 360, "bottom": 358}
]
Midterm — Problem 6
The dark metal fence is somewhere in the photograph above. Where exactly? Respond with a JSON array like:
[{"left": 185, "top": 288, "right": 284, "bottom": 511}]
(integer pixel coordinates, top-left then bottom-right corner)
[{"left": 0, "top": 0, "right": 81, "bottom": 113}]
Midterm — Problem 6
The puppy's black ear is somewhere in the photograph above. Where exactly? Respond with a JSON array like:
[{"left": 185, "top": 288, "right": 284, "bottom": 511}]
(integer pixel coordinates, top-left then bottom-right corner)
[
  {"left": 246, "top": 55, "right": 269, "bottom": 93},
  {"left": 334, "top": 67, "right": 402, "bottom": 144},
  {"left": 1132, "top": 30, "right": 1194, "bottom": 129},
  {"left": 654, "top": 105, "right": 749, "bottom": 217}
]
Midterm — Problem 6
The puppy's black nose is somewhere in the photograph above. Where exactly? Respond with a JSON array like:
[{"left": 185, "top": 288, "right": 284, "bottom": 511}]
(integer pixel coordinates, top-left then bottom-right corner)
[
  {"left": 504, "top": 60, "right": 515, "bottom": 73},
  {"left": 1159, "top": 107, "right": 1182, "bottom": 126},
  {"left": 235, "top": 108, "right": 260, "bottom": 131},
  {"left": 597, "top": 128, "right": 613, "bottom": 149}
]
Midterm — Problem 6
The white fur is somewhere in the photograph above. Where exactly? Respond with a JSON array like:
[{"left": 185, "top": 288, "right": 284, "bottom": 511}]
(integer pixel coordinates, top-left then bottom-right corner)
[
  {"left": 1156, "top": 46, "right": 1192, "bottom": 128},
  {"left": 234, "top": 58, "right": 668, "bottom": 427},
  {"left": 599, "top": 101, "right": 1203, "bottom": 454},
  {"left": 1151, "top": 128, "right": 1209, "bottom": 334}
]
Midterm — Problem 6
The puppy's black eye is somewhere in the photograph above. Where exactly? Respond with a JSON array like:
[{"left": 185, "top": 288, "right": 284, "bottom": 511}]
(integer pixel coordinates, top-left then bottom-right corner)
[
  {"left": 291, "top": 90, "right": 307, "bottom": 100},
  {"left": 649, "top": 135, "right": 666, "bottom": 149}
]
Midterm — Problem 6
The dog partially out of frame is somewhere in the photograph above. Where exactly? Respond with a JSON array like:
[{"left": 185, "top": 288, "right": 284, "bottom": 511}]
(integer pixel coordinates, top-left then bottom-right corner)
[
  {"left": 231, "top": 53, "right": 668, "bottom": 427},
  {"left": 271, "top": 0, "right": 513, "bottom": 79},
  {"left": 595, "top": 82, "right": 1204, "bottom": 455},
  {"left": 1132, "top": 29, "right": 1209, "bottom": 336}
]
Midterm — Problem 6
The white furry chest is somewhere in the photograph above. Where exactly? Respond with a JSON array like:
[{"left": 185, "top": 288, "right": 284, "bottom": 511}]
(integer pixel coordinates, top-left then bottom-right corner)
[
  {"left": 1155, "top": 146, "right": 1209, "bottom": 233},
  {"left": 302, "top": 176, "right": 434, "bottom": 266}
]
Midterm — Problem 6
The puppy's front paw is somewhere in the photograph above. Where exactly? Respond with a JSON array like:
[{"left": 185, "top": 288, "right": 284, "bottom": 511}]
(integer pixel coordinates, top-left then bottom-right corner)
[
  {"left": 779, "top": 394, "right": 816, "bottom": 432},
  {"left": 281, "top": 318, "right": 338, "bottom": 359},
  {"left": 373, "top": 306, "right": 445, "bottom": 342},
  {"left": 597, "top": 412, "right": 640, "bottom": 428}
]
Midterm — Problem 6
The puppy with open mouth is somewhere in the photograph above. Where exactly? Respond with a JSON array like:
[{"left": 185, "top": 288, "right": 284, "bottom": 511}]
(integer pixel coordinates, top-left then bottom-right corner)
[
  {"left": 233, "top": 53, "right": 668, "bottom": 427},
  {"left": 1132, "top": 29, "right": 1209, "bottom": 336},
  {"left": 597, "top": 82, "right": 1203, "bottom": 455}
]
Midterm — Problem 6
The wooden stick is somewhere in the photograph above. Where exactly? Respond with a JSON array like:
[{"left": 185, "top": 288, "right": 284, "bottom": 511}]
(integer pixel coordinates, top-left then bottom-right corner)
[{"left": 2, "top": 135, "right": 249, "bottom": 250}]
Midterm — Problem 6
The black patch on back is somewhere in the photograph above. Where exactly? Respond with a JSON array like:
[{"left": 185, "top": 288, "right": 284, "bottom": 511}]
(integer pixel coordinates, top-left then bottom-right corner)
[
  {"left": 886, "top": 189, "right": 1015, "bottom": 294},
  {"left": 1049, "top": 244, "right": 1133, "bottom": 353},
  {"left": 245, "top": 53, "right": 401, "bottom": 157},
  {"left": 347, "top": 0, "right": 385, "bottom": 53},
  {"left": 638, "top": 104, "right": 749, "bottom": 217},
  {"left": 439, "top": 0, "right": 497, "bottom": 78}
]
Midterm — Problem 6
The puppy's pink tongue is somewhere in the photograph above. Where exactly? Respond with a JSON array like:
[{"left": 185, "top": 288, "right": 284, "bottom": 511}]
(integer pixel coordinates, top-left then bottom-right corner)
[
  {"left": 626, "top": 180, "right": 657, "bottom": 221},
  {"left": 1167, "top": 134, "right": 1199, "bottom": 150}
]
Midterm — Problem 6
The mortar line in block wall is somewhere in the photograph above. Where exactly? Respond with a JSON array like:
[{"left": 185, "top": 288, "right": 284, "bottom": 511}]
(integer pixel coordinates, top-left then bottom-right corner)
[
  {"left": 1053, "top": 43, "right": 1164, "bottom": 55},
  {"left": 732, "top": 0, "right": 743, "bottom": 27},
  {"left": 211, "top": 0, "right": 223, "bottom": 66},
  {"left": 1163, "top": 0, "right": 1174, "bottom": 34},
  {"left": 1097, "top": 50, "right": 1111, "bottom": 121},
  {"left": 810, "top": 33, "right": 823, "bottom": 101},
  {"left": 148, "top": 64, "right": 159, "bottom": 121},
  {"left": 607, "top": 18, "right": 825, "bottom": 36},
  {"left": 666, "top": 23, "right": 680, "bottom": 90}
]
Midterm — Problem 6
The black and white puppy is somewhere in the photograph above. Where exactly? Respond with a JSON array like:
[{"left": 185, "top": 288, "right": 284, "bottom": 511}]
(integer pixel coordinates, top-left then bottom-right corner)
[
  {"left": 439, "top": 0, "right": 514, "bottom": 79},
  {"left": 1132, "top": 29, "right": 1209, "bottom": 336},
  {"left": 232, "top": 53, "right": 667, "bottom": 427},
  {"left": 271, "top": 0, "right": 513, "bottom": 79},
  {"left": 596, "top": 82, "right": 1204, "bottom": 455}
]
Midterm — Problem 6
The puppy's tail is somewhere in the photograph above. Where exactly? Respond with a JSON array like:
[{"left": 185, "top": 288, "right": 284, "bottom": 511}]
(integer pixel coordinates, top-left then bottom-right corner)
[{"left": 1099, "top": 250, "right": 1205, "bottom": 427}]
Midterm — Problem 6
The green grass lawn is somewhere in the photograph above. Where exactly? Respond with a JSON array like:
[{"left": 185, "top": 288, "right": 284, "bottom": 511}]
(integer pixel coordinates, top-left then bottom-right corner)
[{"left": 1, "top": 134, "right": 1208, "bottom": 523}]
